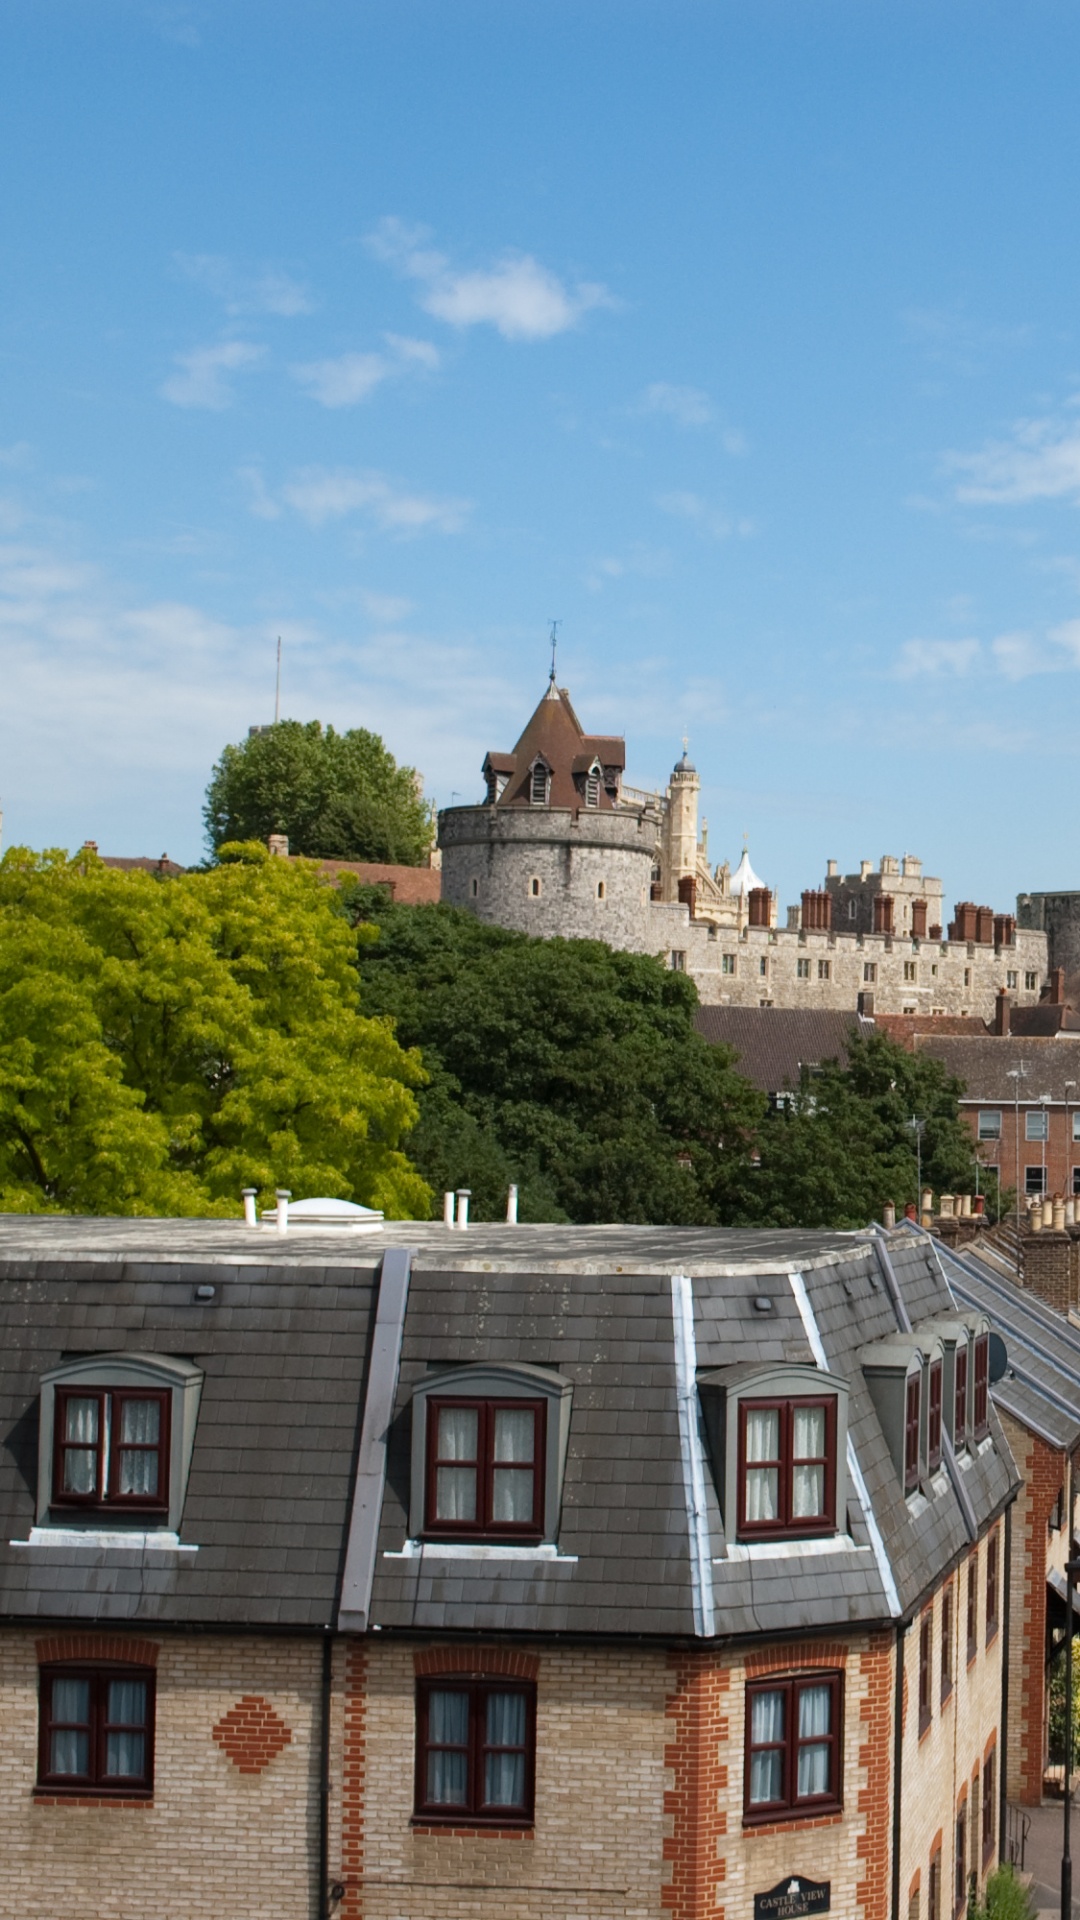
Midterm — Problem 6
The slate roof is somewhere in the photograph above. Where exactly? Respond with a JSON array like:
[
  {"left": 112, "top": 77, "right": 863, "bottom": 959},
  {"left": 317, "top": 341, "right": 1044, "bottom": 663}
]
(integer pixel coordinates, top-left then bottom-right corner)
[
  {"left": 481, "top": 681, "right": 627, "bottom": 812},
  {"left": 914, "top": 1035, "right": 1080, "bottom": 1102},
  {"left": 694, "top": 1006, "right": 872, "bottom": 1095},
  {"left": 0, "top": 1218, "right": 1019, "bottom": 1643}
]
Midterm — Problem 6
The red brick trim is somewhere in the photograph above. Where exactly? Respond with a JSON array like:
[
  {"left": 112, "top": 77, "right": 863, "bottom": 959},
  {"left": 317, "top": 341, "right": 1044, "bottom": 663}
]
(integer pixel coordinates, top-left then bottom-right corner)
[
  {"left": 984, "top": 1730, "right": 998, "bottom": 1763},
  {"left": 930, "top": 1827, "right": 943, "bottom": 1858},
  {"left": 856, "top": 1633, "right": 894, "bottom": 1920},
  {"left": 211, "top": 1696, "right": 292, "bottom": 1775},
  {"left": 909, "top": 1869, "right": 922, "bottom": 1899},
  {"left": 35, "top": 1634, "right": 160, "bottom": 1668},
  {"left": 662, "top": 1652, "right": 732, "bottom": 1918},
  {"left": 413, "top": 1646, "right": 540, "bottom": 1681},
  {"left": 339, "top": 1643, "right": 366, "bottom": 1920},
  {"left": 744, "top": 1641, "right": 849, "bottom": 1675}
]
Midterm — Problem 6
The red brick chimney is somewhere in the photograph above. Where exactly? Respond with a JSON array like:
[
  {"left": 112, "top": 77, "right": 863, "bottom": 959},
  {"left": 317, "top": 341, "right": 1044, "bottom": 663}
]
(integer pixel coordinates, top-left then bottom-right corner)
[
  {"left": 993, "top": 988, "right": 1010, "bottom": 1036},
  {"left": 911, "top": 898, "right": 928, "bottom": 938},
  {"left": 873, "top": 894, "right": 895, "bottom": 935},
  {"left": 748, "top": 887, "right": 772, "bottom": 928},
  {"left": 1050, "top": 967, "right": 1065, "bottom": 1005},
  {"left": 801, "top": 889, "right": 832, "bottom": 931},
  {"left": 950, "top": 902, "right": 978, "bottom": 942}
]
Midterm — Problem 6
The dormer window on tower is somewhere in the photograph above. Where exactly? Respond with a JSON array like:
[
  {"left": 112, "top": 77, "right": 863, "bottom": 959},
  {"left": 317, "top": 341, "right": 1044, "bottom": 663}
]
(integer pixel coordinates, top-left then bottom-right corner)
[{"left": 529, "top": 758, "right": 550, "bottom": 806}]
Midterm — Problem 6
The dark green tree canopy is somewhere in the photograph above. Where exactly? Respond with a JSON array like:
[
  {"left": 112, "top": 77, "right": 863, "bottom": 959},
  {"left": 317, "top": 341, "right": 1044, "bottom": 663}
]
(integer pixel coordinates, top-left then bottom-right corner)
[{"left": 204, "top": 720, "right": 433, "bottom": 865}]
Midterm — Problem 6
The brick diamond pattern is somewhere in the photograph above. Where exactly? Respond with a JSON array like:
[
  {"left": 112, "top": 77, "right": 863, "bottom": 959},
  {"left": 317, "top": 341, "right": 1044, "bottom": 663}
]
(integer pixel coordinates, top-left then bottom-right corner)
[{"left": 212, "top": 1695, "right": 293, "bottom": 1776}]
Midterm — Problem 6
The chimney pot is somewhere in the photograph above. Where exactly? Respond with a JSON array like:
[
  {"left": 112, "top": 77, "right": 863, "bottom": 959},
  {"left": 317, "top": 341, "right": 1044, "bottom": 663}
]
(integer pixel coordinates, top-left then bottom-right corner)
[
  {"left": 506, "top": 1183, "right": 519, "bottom": 1225},
  {"left": 241, "top": 1187, "right": 258, "bottom": 1228},
  {"left": 994, "top": 988, "right": 1010, "bottom": 1036},
  {"left": 443, "top": 1190, "right": 455, "bottom": 1227},
  {"left": 456, "top": 1187, "right": 471, "bottom": 1229},
  {"left": 275, "top": 1188, "right": 291, "bottom": 1235}
]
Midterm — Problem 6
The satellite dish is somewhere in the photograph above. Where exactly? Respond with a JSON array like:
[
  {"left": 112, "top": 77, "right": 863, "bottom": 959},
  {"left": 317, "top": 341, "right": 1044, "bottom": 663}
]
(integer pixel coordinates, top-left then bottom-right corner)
[{"left": 988, "top": 1332, "right": 1008, "bottom": 1383}]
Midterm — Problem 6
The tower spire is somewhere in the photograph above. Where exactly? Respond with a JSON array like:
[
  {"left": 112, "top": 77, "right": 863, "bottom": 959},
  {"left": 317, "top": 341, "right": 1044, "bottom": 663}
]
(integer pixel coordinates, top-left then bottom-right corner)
[{"left": 546, "top": 619, "right": 561, "bottom": 699}]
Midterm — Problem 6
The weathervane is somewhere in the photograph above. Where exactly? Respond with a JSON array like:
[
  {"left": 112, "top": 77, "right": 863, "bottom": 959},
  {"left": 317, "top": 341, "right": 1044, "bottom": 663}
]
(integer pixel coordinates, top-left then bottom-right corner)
[{"left": 548, "top": 619, "right": 560, "bottom": 685}]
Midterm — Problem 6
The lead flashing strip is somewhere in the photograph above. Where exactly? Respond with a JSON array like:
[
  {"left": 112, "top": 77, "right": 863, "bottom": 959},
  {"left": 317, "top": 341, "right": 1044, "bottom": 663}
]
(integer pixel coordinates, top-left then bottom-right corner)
[
  {"left": 337, "top": 1245, "right": 413, "bottom": 1633},
  {"left": 788, "top": 1268, "right": 901, "bottom": 1619},
  {"left": 671, "top": 1272, "right": 716, "bottom": 1638}
]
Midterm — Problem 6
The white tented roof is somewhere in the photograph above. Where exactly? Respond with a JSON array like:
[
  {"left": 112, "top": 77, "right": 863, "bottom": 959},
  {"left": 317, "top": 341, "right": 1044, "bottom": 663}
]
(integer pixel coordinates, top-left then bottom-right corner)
[{"left": 729, "top": 848, "right": 766, "bottom": 897}]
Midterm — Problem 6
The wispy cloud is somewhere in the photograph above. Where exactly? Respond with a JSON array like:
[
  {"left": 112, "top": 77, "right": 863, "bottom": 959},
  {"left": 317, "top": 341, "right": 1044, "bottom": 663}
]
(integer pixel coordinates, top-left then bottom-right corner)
[
  {"left": 655, "top": 491, "right": 754, "bottom": 541},
  {"left": 639, "top": 382, "right": 714, "bottom": 428},
  {"left": 367, "top": 216, "right": 614, "bottom": 342},
  {"left": 174, "top": 252, "right": 313, "bottom": 317},
  {"left": 291, "top": 333, "right": 439, "bottom": 408},
  {"left": 0, "top": 442, "right": 33, "bottom": 470},
  {"left": 161, "top": 340, "right": 265, "bottom": 410},
  {"left": 892, "top": 621, "right": 1080, "bottom": 683},
  {"left": 585, "top": 545, "right": 671, "bottom": 592},
  {"left": 894, "top": 637, "right": 982, "bottom": 679},
  {"left": 945, "top": 405, "right": 1080, "bottom": 504},
  {"left": 243, "top": 465, "right": 470, "bottom": 534}
]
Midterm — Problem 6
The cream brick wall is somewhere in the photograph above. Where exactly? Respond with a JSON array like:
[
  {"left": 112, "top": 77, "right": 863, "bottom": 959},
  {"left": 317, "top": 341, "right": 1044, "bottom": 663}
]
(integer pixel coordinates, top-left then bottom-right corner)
[
  {"left": 0, "top": 1631, "right": 322, "bottom": 1920},
  {"left": 896, "top": 1527, "right": 1005, "bottom": 1918}
]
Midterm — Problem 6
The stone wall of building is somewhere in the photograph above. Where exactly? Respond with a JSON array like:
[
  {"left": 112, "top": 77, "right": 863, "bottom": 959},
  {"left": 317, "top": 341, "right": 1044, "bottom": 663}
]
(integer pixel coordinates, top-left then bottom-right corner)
[
  {"left": 1017, "top": 890, "right": 1080, "bottom": 978},
  {"left": 439, "top": 803, "right": 660, "bottom": 951},
  {"left": 0, "top": 1629, "right": 321, "bottom": 1920}
]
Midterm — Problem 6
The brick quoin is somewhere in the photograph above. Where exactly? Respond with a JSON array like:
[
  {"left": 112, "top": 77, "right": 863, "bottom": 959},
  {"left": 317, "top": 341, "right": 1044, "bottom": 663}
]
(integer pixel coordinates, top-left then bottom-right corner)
[
  {"left": 339, "top": 1641, "right": 367, "bottom": 1920},
  {"left": 663, "top": 1651, "right": 732, "bottom": 1920},
  {"left": 856, "top": 1634, "right": 894, "bottom": 1920},
  {"left": 35, "top": 1634, "right": 160, "bottom": 1667},
  {"left": 1013, "top": 1431, "right": 1063, "bottom": 1804}
]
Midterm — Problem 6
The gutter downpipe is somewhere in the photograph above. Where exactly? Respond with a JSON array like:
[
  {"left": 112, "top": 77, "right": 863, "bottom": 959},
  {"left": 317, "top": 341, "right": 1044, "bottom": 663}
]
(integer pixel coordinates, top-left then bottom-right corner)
[
  {"left": 318, "top": 1629, "right": 333, "bottom": 1919},
  {"left": 892, "top": 1620, "right": 905, "bottom": 1920},
  {"left": 1000, "top": 1501, "right": 1011, "bottom": 1871}
]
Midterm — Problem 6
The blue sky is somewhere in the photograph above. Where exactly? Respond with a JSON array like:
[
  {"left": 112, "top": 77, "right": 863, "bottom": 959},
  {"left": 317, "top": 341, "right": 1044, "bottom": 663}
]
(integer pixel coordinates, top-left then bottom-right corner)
[{"left": 3, "top": 1, "right": 1080, "bottom": 908}]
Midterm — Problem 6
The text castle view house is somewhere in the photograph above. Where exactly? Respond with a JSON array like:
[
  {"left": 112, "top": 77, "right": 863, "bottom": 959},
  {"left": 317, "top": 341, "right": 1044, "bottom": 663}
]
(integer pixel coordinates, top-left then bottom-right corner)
[
  {"left": 438, "top": 674, "right": 1049, "bottom": 1021},
  {"left": 0, "top": 1207, "right": 1016, "bottom": 1919}
]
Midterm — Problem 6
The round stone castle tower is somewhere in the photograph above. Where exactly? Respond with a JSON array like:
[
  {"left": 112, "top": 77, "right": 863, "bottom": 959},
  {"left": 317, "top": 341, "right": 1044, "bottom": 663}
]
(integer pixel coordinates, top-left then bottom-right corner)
[{"left": 438, "top": 676, "right": 661, "bottom": 950}]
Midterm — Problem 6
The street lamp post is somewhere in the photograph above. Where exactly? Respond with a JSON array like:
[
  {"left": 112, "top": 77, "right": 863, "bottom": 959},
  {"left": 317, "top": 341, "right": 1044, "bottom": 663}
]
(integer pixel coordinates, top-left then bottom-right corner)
[
  {"left": 908, "top": 1116, "right": 925, "bottom": 1214},
  {"left": 1064, "top": 1552, "right": 1080, "bottom": 1920}
]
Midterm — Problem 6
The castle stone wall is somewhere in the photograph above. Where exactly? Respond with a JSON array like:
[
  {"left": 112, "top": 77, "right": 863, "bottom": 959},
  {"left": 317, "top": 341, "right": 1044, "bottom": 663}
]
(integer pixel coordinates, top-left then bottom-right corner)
[
  {"left": 439, "top": 804, "right": 660, "bottom": 950},
  {"left": 1017, "top": 891, "right": 1080, "bottom": 977}
]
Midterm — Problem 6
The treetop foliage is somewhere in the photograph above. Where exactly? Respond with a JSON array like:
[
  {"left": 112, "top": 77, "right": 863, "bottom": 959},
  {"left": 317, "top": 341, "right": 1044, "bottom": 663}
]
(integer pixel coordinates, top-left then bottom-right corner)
[{"left": 204, "top": 719, "right": 433, "bottom": 866}]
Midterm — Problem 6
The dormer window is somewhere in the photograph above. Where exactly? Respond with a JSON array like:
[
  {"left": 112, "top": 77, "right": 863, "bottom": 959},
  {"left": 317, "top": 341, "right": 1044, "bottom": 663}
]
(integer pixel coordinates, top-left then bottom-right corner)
[
  {"left": 38, "top": 1353, "right": 203, "bottom": 1533},
  {"left": 529, "top": 760, "right": 550, "bottom": 805},
  {"left": 973, "top": 1333, "right": 989, "bottom": 1439},
  {"left": 410, "top": 1364, "right": 573, "bottom": 1546},
  {"left": 954, "top": 1341, "right": 968, "bottom": 1450},
  {"left": 927, "top": 1359, "right": 943, "bottom": 1473},
  {"left": 583, "top": 761, "right": 601, "bottom": 807},
  {"left": 739, "top": 1398, "right": 837, "bottom": 1539},
  {"left": 905, "top": 1374, "right": 920, "bottom": 1493}
]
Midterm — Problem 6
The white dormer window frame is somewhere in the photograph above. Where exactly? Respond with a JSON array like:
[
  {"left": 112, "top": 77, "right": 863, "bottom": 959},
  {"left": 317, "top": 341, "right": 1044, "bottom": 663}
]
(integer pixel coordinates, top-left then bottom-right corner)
[
  {"left": 583, "top": 759, "right": 601, "bottom": 808},
  {"left": 410, "top": 1363, "right": 572, "bottom": 1545},
  {"left": 37, "top": 1352, "right": 203, "bottom": 1534}
]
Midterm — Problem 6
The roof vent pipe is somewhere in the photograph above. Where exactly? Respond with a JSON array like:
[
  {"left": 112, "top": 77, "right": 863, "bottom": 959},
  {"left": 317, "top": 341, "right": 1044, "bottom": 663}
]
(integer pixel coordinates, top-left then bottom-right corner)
[
  {"left": 241, "top": 1187, "right": 258, "bottom": 1229},
  {"left": 506, "top": 1183, "right": 519, "bottom": 1225},
  {"left": 275, "top": 1189, "right": 291, "bottom": 1235},
  {"left": 456, "top": 1188, "right": 471, "bottom": 1230},
  {"left": 443, "top": 1190, "right": 455, "bottom": 1227}
]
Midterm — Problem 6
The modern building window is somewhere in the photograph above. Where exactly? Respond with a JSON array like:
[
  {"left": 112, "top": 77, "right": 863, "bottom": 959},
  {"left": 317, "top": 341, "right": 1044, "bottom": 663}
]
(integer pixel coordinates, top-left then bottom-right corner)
[
  {"left": 818, "top": 959, "right": 831, "bottom": 981},
  {"left": 52, "top": 1388, "right": 169, "bottom": 1515},
  {"left": 981, "top": 1750, "right": 996, "bottom": 1863},
  {"left": 1073, "top": 1110, "right": 1080, "bottom": 1141},
  {"left": 904, "top": 961, "right": 918, "bottom": 983},
  {"left": 743, "top": 1673, "right": 842, "bottom": 1823},
  {"left": 985, "top": 1531, "right": 999, "bottom": 1640},
  {"left": 38, "top": 1664, "right": 154, "bottom": 1797},
  {"left": 797, "top": 958, "right": 811, "bottom": 980},
  {"left": 941, "top": 1586, "right": 954, "bottom": 1702},
  {"left": 966, "top": 1551, "right": 978, "bottom": 1664},
  {"left": 977, "top": 1111, "right": 1002, "bottom": 1140},
  {"left": 722, "top": 954, "right": 736, "bottom": 976},
  {"left": 414, "top": 1677, "right": 535, "bottom": 1826},
  {"left": 1025, "top": 972, "right": 1038, "bottom": 991},
  {"left": 737, "top": 1397, "right": 837, "bottom": 1539},
  {"left": 1006, "top": 970, "right": 1018, "bottom": 990},
  {"left": 973, "top": 1333, "right": 989, "bottom": 1438},
  {"left": 1026, "top": 1165, "right": 1047, "bottom": 1195},
  {"left": 670, "top": 950, "right": 686, "bottom": 972},
  {"left": 905, "top": 1374, "right": 921, "bottom": 1494},
  {"left": 918, "top": 1615, "right": 933, "bottom": 1734},
  {"left": 927, "top": 1360, "right": 943, "bottom": 1473},
  {"left": 954, "top": 1342, "right": 968, "bottom": 1452},
  {"left": 1026, "top": 1109, "right": 1049, "bottom": 1141},
  {"left": 955, "top": 1805, "right": 967, "bottom": 1914},
  {"left": 424, "top": 1398, "right": 545, "bottom": 1540},
  {"left": 864, "top": 963, "right": 877, "bottom": 984},
  {"left": 1074, "top": 1166, "right": 1080, "bottom": 1196}
]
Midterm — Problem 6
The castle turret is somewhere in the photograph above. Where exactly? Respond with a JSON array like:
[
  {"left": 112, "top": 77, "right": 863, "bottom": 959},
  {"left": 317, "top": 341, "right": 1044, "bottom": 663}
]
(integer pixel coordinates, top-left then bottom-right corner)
[{"left": 660, "top": 750, "right": 699, "bottom": 902}]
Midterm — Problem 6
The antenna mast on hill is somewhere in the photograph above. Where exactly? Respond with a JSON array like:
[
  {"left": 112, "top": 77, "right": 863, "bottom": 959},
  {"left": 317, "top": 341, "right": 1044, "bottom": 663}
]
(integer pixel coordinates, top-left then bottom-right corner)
[
  {"left": 274, "top": 636, "right": 282, "bottom": 724},
  {"left": 548, "top": 619, "right": 560, "bottom": 686}
]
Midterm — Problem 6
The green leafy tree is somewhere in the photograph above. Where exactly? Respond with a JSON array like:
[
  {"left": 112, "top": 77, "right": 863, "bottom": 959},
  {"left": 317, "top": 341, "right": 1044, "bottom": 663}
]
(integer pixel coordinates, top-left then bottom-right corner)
[
  {"left": 350, "top": 897, "right": 765, "bottom": 1224},
  {"left": 0, "top": 844, "right": 431, "bottom": 1218},
  {"left": 735, "top": 1029, "right": 992, "bottom": 1229},
  {"left": 204, "top": 720, "right": 433, "bottom": 864}
]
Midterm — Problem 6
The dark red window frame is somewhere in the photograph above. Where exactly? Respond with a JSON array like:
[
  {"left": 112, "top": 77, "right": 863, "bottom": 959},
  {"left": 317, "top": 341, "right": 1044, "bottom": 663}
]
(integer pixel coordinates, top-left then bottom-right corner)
[
  {"left": 966, "top": 1550, "right": 979, "bottom": 1665},
  {"left": 954, "top": 1804, "right": 968, "bottom": 1915},
  {"left": 414, "top": 1677, "right": 535, "bottom": 1827},
  {"left": 941, "top": 1586, "right": 954, "bottom": 1702},
  {"left": 973, "top": 1334, "right": 990, "bottom": 1439},
  {"left": 52, "top": 1387, "right": 170, "bottom": 1513},
  {"left": 905, "top": 1374, "right": 921, "bottom": 1494},
  {"left": 982, "top": 1749, "right": 996, "bottom": 1863},
  {"left": 928, "top": 1360, "right": 943, "bottom": 1473},
  {"left": 37, "top": 1664, "right": 155, "bottom": 1798},
  {"left": 423, "top": 1397, "right": 546, "bottom": 1540},
  {"left": 736, "top": 1396, "right": 837, "bottom": 1541},
  {"left": 918, "top": 1615, "right": 933, "bottom": 1734},
  {"left": 954, "top": 1343, "right": 968, "bottom": 1451},
  {"left": 985, "top": 1532, "right": 999, "bottom": 1641},
  {"left": 743, "top": 1671, "right": 843, "bottom": 1825}
]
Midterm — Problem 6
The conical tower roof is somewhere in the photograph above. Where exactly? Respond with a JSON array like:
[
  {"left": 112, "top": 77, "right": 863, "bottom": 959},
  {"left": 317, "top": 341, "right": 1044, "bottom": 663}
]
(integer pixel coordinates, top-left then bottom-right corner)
[{"left": 729, "top": 847, "right": 766, "bottom": 896}]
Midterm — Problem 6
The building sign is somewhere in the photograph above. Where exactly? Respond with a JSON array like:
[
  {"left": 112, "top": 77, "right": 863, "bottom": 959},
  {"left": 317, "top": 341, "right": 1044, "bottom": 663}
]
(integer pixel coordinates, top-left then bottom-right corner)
[{"left": 754, "top": 1876, "right": 832, "bottom": 1920}]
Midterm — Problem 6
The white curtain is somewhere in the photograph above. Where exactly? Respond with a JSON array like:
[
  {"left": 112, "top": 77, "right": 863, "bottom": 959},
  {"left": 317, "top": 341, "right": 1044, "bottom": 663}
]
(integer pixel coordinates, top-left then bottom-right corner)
[
  {"left": 435, "top": 1408, "right": 478, "bottom": 1522},
  {"left": 492, "top": 1409, "right": 536, "bottom": 1523},
  {"left": 745, "top": 1407, "right": 779, "bottom": 1523},
  {"left": 426, "top": 1690, "right": 469, "bottom": 1805},
  {"left": 105, "top": 1679, "right": 147, "bottom": 1778},
  {"left": 49, "top": 1677, "right": 90, "bottom": 1776},
  {"left": 748, "top": 1688, "right": 784, "bottom": 1804},
  {"left": 791, "top": 1406, "right": 826, "bottom": 1519},
  {"left": 118, "top": 1401, "right": 160, "bottom": 1497},
  {"left": 62, "top": 1397, "right": 99, "bottom": 1495},
  {"left": 493, "top": 1408, "right": 534, "bottom": 1463},
  {"left": 796, "top": 1684, "right": 831, "bottom": 1798},
  {"left": 484, "top": 1691, "right": 526, "bottom": 1807}
]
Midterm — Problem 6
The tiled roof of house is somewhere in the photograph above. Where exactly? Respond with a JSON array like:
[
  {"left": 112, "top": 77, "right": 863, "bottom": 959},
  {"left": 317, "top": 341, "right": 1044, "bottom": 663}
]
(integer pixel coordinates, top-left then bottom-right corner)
[
  {"left": 874, "top": 1013, "right": 990, "bottom": 1048},
  {"left": 301, "top": 858, "right": 442, "bottom": 904},
  {"left": 914, "top": 1034, "right": 1080, "bottom": 1101},
  {"left": 98, "top": 855, "right": 186, "bottom": 876},
  {"left": 0, "top": 1218, "right": 1018, "bottom": 1639},
  {"left": 694, "top": 1006, "right": 872, "bottom": 1094}
]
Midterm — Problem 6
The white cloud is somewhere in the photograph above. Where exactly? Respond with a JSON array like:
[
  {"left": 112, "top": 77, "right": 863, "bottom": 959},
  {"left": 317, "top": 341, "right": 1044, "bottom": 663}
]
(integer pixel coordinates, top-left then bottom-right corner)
[
  {"left": 639, "top": 383, "right": 714, "bottom": 428},
  {"left": 946, "top": 408, "right": 1080, "bottom": 504},
  {"left": 237, "top": 466, "right": 282, "bottom": 521},
  {"left": 894, "top": 638, "right": 982, "bottom": 679},
  {"left": 161, "top": 340, "right": 265, "bottom": 410},
  {"left": 367, "top": 216, "right": 614, "bottom": 341},
  {"left": 0, "top": 442, "right": 32, "bottom": 470},
  {"left": 584, "top": 545, "right": 671, "bottom": 592},
  {"left": 291, "top": 333, "right": 440, "bottom": 408},
  {"left": 361, "top": 591, "right": 414, "bottom": 623},
  {"left": 891, "top": 623, "right": 1080, "bottom": 684},
  {"left": 174, "top": 252, "right": 313, "bottom": 317},
  {"left": 655, "top": 491, "right": 754, "bottom": 541},
  {"left": 268, "top": 466, "right": 470, "bottom": 534}
]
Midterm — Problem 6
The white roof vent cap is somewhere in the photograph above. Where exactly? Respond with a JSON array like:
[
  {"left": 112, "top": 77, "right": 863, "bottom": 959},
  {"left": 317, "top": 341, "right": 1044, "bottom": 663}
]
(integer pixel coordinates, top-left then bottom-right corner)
[{"left": 260, "top": 1196, "right": 384, "bottom": 1228}]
